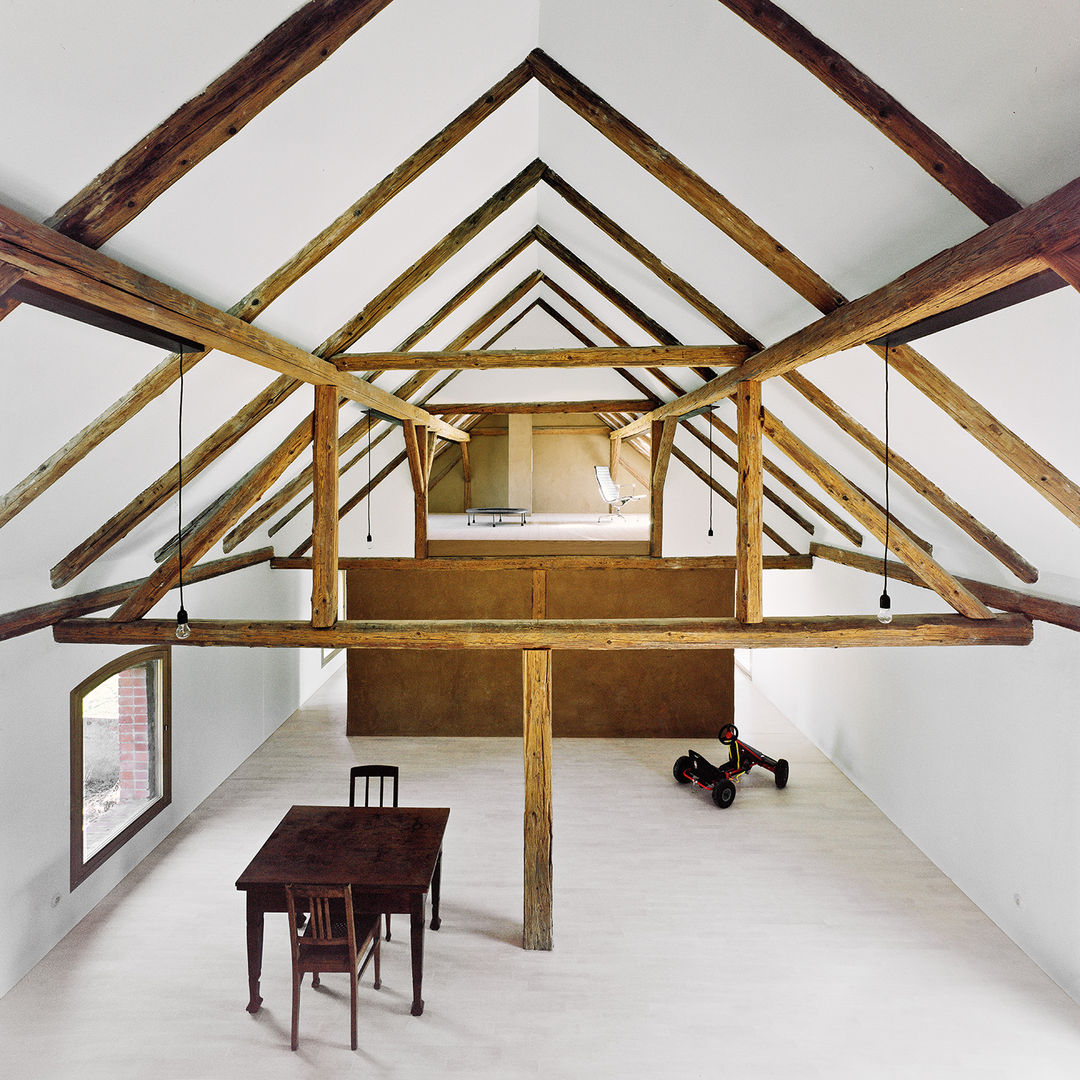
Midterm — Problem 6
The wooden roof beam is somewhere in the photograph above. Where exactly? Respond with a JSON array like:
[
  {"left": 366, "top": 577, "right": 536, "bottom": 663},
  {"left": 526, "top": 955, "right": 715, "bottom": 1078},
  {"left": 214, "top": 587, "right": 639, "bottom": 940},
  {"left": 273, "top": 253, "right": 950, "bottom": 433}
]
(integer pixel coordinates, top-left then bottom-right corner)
[
  {"left": 0, "top": 203, "right": 468, "bottom": 441},
  {"left": 426, "top": 400, "right": 656, "bottom": 415},
  {"left": 54, "top": 613, "right": 1032, "bottom": 650},
  {"left": 331, "top": 345, "right": 751, "bottom": 370},
  {"left": 811, "top": 544, "right": 1080, "bottom": 633}
]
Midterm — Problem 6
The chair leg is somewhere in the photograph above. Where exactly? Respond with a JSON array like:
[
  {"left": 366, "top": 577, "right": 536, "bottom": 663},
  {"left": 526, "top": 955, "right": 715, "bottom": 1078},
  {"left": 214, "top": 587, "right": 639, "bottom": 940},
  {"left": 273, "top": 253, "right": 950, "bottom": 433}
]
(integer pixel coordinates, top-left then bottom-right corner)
[
  {"left": 311, "top": 970, "right": 320, "bottom": 988},
  {"left": 373, "top": 933, "right": 381, "bottom": 990},
  {"left": 385, "top": 913, "right": 391, "bottom": 942},
  {"left": 291, "top": 970, "right": 301, "bottom": 1051},
  {"left": 350, "top": 969, "right": 358, "bottom": 1051}
]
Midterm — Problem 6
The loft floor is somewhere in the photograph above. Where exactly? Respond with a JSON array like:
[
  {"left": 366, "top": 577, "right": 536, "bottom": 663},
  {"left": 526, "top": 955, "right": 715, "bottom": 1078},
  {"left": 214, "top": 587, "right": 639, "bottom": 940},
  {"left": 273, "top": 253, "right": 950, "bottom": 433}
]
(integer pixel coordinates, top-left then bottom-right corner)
[{"left": 427, "top": 511, "right": 651, "bottom": 554}]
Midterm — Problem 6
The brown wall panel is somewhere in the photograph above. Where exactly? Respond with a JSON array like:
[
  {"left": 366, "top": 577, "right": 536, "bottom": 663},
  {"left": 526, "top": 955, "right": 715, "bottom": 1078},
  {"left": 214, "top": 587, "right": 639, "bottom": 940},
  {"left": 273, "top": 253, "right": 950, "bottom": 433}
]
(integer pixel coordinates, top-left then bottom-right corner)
[{"left": 346, "top": 565, "right": 733, "bottom": 737}]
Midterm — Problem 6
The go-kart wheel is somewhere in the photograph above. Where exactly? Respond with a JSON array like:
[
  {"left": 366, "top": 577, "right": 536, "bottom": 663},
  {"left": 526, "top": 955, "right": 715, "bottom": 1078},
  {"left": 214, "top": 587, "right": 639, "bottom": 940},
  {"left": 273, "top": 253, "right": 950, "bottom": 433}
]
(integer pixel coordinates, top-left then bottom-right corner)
[
  {"left": 673, "top": 756, "right": 693, "bottom": 784},
  {"left": 718, "top": 723, "right": 738, "bottom": 745},
  {"left": 774, "top": 759, "right": 789, "bottom": 789},
  {"left": 712, "top": 779, "right": 737, "bottom": 808}
]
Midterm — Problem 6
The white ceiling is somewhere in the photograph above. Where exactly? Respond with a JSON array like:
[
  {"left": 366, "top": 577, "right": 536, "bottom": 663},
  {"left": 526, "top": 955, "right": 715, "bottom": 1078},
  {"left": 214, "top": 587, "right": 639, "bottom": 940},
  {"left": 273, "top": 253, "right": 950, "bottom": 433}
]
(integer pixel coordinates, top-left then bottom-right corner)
[{"left": 1, "top": 0, "right": 1078, "bottom": 604}]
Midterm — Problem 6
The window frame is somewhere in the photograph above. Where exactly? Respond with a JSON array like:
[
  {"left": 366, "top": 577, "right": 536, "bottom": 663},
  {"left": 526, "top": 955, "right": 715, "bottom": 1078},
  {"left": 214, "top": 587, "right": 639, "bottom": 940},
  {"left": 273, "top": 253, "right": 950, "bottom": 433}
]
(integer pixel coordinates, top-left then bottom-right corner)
[{"left": 69, "top": 646, "right": 172, "bottom": 890}]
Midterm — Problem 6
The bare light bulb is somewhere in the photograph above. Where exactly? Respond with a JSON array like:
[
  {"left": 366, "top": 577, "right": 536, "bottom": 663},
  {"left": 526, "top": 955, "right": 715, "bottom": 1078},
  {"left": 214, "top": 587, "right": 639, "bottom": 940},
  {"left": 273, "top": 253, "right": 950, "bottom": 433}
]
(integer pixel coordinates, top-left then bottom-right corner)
[
  {"left": 705, "top": 526, "right": 714, "bottom": 546},
  {"left": 175, "top": 606, "right": 191, "bottom": 640},
  {"left": 877, "top": 591, "right": 892, "bottom": 625}
]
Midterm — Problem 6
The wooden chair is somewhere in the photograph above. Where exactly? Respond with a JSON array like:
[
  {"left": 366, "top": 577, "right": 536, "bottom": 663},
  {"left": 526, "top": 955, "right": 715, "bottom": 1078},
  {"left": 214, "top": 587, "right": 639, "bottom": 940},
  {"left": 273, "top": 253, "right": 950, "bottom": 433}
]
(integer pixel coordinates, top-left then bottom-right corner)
[
  {"left": 349, "top": 765, "right": 399, "bottom": 941},
  {"left": 285, "top": 883, "right": 381, "bottom": 1052}
]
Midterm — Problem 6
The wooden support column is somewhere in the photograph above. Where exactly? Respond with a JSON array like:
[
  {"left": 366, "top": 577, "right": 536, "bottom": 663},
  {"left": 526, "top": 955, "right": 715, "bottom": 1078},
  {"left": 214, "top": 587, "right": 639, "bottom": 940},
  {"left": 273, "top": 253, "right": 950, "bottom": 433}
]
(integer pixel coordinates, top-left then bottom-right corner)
[
  {"left": 609, "top": 434, "right": 622, "bottom": 483},
  {"left": 311, "top": 385, "right": 339, "bottom": 628},
  {"left": 736, "top": 381, "right": 764, "bottom": 622},
  {"left": 522, "top": 648, "right": 553, "bottom": 951},
  {"left": 461, "top": 441, "right": 472, "bottom": 512},
  {"left": 650, "top": 418, "right": 677, "bottom": 557},
  {"left": 403, "top": 422, "right": 428, "bottom": 560}
]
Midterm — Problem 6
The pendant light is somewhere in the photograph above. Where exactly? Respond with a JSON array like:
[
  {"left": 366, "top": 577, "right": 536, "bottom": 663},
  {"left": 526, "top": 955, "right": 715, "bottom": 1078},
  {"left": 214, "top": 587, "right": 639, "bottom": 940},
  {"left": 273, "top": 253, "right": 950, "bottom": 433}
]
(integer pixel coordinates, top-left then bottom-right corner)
[
  {"left": 175, "top": 345, "right": 191, "bottom": 639},
  {"left": 705, "top": 410, "right": 715, "bottom": 545},
  {"left": 365, "top": 410, "right": 374, "bottom": 547},
  {"left": 877, "top": 342, "right": 893, "bottom": 625}
]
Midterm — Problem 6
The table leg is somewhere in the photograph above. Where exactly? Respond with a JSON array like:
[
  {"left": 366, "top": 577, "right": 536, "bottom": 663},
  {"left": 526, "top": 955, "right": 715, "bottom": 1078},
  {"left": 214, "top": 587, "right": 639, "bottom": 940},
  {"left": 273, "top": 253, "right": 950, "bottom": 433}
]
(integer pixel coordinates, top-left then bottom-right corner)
[
  {"left": 410, "top": 894, "right": 426, "bottom": 1016},
  {"left": 431, "top": 851, "right": 442, "bottom": 931},
  {"left": 245, "top": 893, "right": 265, "bottom": 1013}
]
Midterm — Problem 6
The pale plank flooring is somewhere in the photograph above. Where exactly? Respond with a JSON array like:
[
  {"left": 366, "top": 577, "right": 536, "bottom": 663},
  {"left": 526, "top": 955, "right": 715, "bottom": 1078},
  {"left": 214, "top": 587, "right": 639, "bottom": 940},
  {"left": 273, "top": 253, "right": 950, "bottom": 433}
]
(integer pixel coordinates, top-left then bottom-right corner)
[{"left": 3, "top": 670, "right": 1080, "bottom": 1078}]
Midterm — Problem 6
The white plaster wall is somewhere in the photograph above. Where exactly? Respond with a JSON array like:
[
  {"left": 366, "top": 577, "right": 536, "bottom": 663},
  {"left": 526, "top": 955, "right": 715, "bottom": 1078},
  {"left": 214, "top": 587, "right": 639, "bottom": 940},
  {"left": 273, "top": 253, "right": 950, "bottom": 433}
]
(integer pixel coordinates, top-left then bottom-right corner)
[{"left": 752, "top": 561, "right": 1080, "bottom": 1002}]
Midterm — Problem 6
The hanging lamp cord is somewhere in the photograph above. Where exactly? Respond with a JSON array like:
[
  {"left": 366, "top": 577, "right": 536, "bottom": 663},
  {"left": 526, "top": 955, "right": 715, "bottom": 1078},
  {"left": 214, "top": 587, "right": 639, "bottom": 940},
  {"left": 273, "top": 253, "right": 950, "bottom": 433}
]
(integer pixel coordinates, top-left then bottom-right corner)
[
  {"left": 707, "top": 410, "right": 714, "bottom": 537},
  {"left": 882, "top": 341, "right": 891, "bottom": 593},
  {"left": 177, "top": 345, "right": 185, "bottom": 613}
]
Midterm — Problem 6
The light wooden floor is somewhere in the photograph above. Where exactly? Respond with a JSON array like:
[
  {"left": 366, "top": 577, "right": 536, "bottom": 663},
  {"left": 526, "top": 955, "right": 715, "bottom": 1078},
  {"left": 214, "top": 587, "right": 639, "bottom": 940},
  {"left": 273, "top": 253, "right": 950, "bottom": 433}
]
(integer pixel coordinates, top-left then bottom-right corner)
[
  {"left": 4, "top": 670, "right": 1080, "bottom": 1078},
  {"left": 429, "top": 511, "right": 650, "bottom": 541}
]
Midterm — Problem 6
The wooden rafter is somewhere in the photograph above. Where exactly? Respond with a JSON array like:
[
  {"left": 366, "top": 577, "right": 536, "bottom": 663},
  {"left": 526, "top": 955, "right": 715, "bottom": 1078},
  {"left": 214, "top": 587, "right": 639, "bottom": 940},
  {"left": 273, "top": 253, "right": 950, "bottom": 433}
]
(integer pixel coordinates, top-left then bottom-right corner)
[
  {"left": 783, "top": 371, "right": 1038, "bottom": 582},
  {"left": 612, "top": 172, "right": 1080, "bottom": 438},
  {"left": 539, "top": 174, "right": 1038, "bottom": 578},
  {"left": 53, "top": 613, "right": 1033, "bottom": 650},
  {"left": 0, "top": 202, "right": 467, "bottom": 441},
  {"left": 810, "top": 544, "right": 1080, "bottom": 633},
  {"left": 426, "top": 400, "right": 654, "bottom": 415},
  {"left": 526, "top": 52, "right": 1080, "bottom": 529},
  {"left": 275, "top": 555, "right": 812, "bottom": 571},
  {"left": 761, "top": 411, "right": 991, "bottom": 619},
  {"left": 0, "top": 548, "right": 272, "bottom": 644},
  {"left": 43, "top": 1, "right": 397, "bottom": 250}
]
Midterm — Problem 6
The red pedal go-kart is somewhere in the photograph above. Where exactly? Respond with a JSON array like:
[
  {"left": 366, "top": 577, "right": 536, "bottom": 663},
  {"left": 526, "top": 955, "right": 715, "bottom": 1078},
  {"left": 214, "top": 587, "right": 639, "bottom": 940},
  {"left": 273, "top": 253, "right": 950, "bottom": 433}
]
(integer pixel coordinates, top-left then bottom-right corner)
[{"left": 673, "top": 723, "right": 789, "bottom": 808}]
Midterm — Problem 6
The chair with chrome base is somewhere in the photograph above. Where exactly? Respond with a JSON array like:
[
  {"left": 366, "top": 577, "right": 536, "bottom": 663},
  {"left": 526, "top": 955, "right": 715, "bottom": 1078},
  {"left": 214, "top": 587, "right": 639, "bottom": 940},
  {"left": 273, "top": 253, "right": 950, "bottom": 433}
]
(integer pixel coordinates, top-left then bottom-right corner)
[
  {"left": 594, "top": 465, "right": 645, "bottom": 521},
  {"left": 285, "top": 883, "right": 380, "bottom": 1052},
  {"left": 348, "top": 764, "right": 399, "bottom": 940}
]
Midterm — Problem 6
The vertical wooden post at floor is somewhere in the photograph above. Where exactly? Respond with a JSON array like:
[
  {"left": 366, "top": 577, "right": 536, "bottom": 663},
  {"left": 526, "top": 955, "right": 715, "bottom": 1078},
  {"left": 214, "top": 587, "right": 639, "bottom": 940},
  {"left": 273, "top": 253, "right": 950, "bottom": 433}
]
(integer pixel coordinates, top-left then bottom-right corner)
[
  {"left": 522, "top": 647, "right": 553, "bottom": 951},
  {"left": 461, "top": 440, "right": 472, "bottom": 512},
  {"left": 403, "top": 421, "right": 428, "bottom": 559},
  {"left": 737, "top": 380, "right": 764, "bottom": 623},
  {"left": 649, "top": 417, "right": 677, "bottom": 557},
  {"left": 311, "top": 384, "right": 339, "bottom": 628}
]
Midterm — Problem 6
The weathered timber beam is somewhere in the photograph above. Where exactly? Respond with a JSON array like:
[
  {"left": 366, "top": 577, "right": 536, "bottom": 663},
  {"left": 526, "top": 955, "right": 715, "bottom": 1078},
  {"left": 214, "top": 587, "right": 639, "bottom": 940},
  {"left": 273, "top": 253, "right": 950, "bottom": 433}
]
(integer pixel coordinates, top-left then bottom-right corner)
[
  {"left": 761, "top": 411, "right": 991, "bottom": 619},
  {"left": 426, "top": 399, "right": 655, "bottom": 415},
  {"left": 541, "top": 165, "right": 761, "bottom": 347},
  {"left": 736, "top": 382, "right": 764, "bottom": 622},
  {"left": 398, "top": 236, "right": 538, "bottom": 351},
  {"left": 0, "top": 548, "right": 272, "bottom": 643},
  {"left": 112, "top": 418, "right": 314, "bottom": 621},
  {"left": 715, "top": 0, "right": 1022, "bottom": 226},
  {"left": 319, "top": 159, "right": 546, "bottom": 356},
  {"left": 529, "top": 48, "right": 844, "bottom": 312},
  {"left": 534, "top": 298, "right": 597, "bottom": 346},
  {"left": 522, "top": 649, "right": 553, "bottom": 950},
  {"left": 331, "top": 345, "right": 751, "bottom": 369},
  {"left": 275, "top": 555, "right": 813, "bottom": 571},
  {"left": 810, "top": 543, "right": 1080, "bottom": 633},
  {"left": 45, "top": 1, "right": 397, "bottom": 248},
  {"left": 53, "top": 613, "right": 1033, "bottom": 649},
  {"left": 612, "top": 172, "right": 1080, "bottom": 438},
  {"left": 533, "top": 226, "right": 679, "bottom": 344},
  {"left": 228, "top": 371, "right": 451, "bottom": 551},
  {"left": 532, "top": 55, "right": 1080, "bottom": 529},
  {"left": 669, "top": 445, "right": 799, "bottom": 557},
  {"left": 0, "top": 64, "right": 531, "bottom": 528},
  {"left": 311, "top": 386, "right": 339, "bottom": 627},
  {"left": 784, "top": 370, "right": 1038, "bottom": 583},
  {"left": 0, "top": 203, "right": 468, "bottom": 441},
  {"left": 480, "top": 298, "right": 545, "bottom": 348}
]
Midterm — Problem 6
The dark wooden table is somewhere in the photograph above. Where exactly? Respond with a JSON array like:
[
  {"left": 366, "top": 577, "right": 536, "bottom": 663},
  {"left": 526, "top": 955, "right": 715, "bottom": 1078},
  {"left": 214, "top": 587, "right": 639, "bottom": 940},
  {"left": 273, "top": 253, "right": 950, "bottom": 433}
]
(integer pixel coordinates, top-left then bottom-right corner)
[{"left": 235, "top": 805, "right": 448, "bottom": 1017}]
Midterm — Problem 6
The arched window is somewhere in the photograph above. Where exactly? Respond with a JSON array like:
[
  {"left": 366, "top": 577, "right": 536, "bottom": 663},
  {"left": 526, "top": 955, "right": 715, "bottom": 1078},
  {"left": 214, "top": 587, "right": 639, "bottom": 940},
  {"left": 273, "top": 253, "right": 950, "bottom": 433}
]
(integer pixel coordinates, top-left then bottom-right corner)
[{"left": 70, "top": 647, "right": 172, "bottom": 889}]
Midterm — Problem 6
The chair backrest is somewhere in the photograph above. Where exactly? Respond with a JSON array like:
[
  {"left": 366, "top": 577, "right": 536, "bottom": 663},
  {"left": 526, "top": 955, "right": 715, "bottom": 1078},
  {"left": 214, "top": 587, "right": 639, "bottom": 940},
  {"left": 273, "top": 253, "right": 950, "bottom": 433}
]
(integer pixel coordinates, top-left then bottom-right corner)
[
  {"left": 286, "top": 883, "right": 356, "bottom": 963},
  {"left": 349, "top": 764, "right": 399, "bottom": 808},
  {"left": 594, "top": 465, "right": 621, "bottom": 504}
]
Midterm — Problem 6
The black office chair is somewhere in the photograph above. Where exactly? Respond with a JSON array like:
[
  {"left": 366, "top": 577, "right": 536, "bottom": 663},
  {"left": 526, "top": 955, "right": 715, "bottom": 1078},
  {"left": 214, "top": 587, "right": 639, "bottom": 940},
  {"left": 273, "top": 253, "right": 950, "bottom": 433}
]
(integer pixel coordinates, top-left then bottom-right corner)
[{"left": 348, "top": 765, "right": 400, "bottom": 940}]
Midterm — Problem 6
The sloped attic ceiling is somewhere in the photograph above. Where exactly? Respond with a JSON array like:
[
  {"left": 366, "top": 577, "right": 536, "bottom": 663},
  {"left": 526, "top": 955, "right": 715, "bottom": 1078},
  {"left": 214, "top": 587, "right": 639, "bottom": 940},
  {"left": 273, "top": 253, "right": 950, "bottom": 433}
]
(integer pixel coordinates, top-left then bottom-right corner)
[{"left": 1, "top": 0, "right": 1079, "bottom": 633}]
